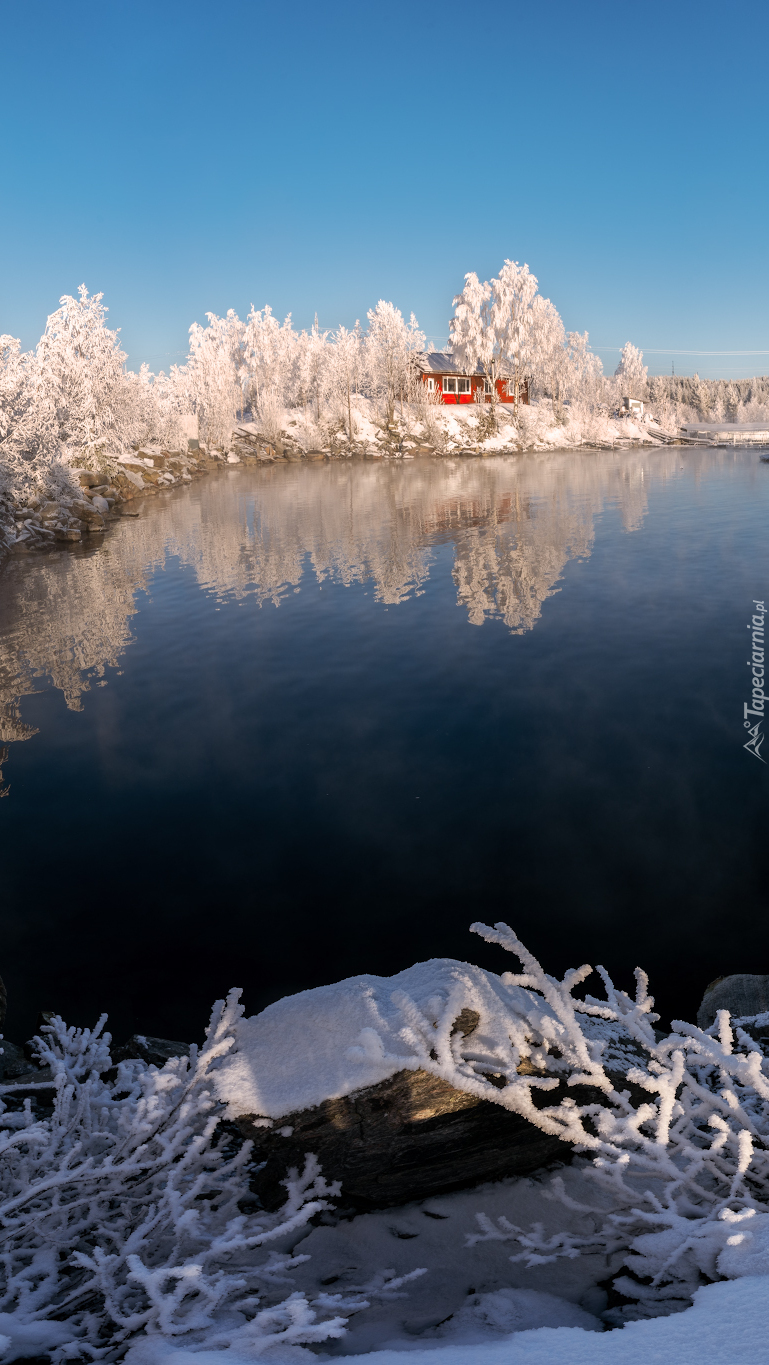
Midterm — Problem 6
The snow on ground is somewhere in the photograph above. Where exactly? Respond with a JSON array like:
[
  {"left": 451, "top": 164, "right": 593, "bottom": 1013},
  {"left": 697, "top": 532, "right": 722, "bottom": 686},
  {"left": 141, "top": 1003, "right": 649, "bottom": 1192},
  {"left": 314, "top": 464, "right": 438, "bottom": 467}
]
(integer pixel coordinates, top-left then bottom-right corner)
[
  {"left": 332, "top": 1277, "right": 769, "bottom": 1365},
  {"left": 281, "top": 1166, "right": 616, "bottom": 1354},
  {"left": 122, "top": 1277, "right": 769, "bottom": 1365}
]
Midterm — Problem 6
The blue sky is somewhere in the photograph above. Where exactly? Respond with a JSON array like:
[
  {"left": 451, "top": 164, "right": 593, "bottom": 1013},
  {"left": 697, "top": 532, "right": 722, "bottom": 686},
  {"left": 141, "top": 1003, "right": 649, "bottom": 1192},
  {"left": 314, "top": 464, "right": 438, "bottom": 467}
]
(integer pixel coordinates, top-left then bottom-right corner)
[{"left": 1, "top": 0, "right": 767, "bottom": 378}]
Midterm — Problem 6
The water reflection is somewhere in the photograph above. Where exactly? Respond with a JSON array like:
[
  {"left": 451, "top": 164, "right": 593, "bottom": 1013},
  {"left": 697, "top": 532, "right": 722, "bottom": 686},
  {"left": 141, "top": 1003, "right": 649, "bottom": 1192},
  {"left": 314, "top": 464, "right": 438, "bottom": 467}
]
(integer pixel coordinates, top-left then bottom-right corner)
[{"left": 0, "top": 448, "right": 731, "bottom": 793}]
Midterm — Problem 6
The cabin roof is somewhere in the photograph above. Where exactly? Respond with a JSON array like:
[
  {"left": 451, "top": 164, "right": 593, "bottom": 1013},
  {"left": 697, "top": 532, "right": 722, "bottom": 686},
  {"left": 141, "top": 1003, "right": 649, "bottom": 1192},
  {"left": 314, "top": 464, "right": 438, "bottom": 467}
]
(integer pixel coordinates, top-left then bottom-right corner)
[{"left": 416, "top": 351, "right": 512, "bottom": 378}]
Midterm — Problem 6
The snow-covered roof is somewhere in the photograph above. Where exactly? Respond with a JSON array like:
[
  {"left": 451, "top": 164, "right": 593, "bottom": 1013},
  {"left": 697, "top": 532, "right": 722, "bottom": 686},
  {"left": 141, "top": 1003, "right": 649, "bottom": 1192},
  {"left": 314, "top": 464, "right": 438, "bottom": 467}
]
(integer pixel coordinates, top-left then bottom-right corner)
[
  {"left": 416, "top": 352, "right": 513, "bottom": 378},
  {"left": 212, "top": 957, "right": 556, "bottom": 1120}
]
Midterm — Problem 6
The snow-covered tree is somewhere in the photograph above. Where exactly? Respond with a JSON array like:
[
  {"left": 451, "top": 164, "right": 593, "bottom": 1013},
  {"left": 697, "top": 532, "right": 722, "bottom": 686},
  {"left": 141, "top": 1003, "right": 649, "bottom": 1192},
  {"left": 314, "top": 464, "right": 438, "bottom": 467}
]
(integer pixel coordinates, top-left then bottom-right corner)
[
  {"left": 241, "top": 305, "right": 298, "bottom": 416},
  {"left": 329, "top": 323, "right": 363, "bottom": 442},
  {"left": 365, "top": 301, "right": 424, "bottom": 426},
  {"left": 186, "top": 310, "right": 244, "bottom": 448},
  {"left": 34, "top": 286, "right": 132, "bottom": 461},
  {"left": 450, "top": 261, "right": 539, "bottom": 418},
  {"left": 614, "top": 341, "right": 648, "bottom": 400},
  {"left": 565, "top": 331, "right": 605, "bottom": 410},
  {"left": 296, "top": 317, "right": 331, "bottom": 425},
  {"left": 528, "top": 295, "right": 567, "bottom": 418},
  {"left": 491, "top": 260, "right": 539, "bottom": 408},
  {"left": 449, "top": 273, "right": 499, "bottom": 415}
]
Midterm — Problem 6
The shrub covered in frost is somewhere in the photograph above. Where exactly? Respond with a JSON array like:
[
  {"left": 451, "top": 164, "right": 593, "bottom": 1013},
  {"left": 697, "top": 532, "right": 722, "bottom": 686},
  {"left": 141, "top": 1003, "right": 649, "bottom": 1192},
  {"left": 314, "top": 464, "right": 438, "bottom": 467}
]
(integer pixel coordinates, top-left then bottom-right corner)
[
  {"left": 380, "top": 922, "right": 769, "bottom": 1322},
  {"left": 0, "top": 991, "right": 420, "bottom": 1362}
]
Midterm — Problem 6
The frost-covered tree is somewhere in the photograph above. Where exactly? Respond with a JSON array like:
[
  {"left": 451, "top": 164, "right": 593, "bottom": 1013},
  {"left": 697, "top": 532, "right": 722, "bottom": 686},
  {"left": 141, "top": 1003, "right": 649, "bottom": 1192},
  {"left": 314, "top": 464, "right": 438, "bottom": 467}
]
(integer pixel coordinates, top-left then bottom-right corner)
[
  {"left": 450, "top": 261, "right": 540, "bottom": 418},
  {"left": 241, "top": 305, "right": 298, "bottom": 416},
  {"left": 365, "top": 301, "right": 424, "bottom": 426},
  {"left": 565, "top": 331, "right": 605, "bottom": 411},
  {"left": 0, "top": 335, "right": 59, "bottom": 497},
  {"left": 294, "top": 317, "right": 331, "bottom": 428},
  {"left": 449, "top": 273, "right": 499, "bottom": 415},
  {"left": 492, "top": 260, "right": 539, "bottom": 409},
  {"left": 614, "top": 341, "right": 648, "bottom": 400},
  {"left": 34, "top": 286, "right": 133, "bottom": 462},
  {"left": 186, "top": 310, "right": 244, "bottom": 448},
  {"left": 528, "top": 296, "right": 567, "bottom": 418},
  {"left": 329, "top": 323, "right": 363, "bottom": 442}
]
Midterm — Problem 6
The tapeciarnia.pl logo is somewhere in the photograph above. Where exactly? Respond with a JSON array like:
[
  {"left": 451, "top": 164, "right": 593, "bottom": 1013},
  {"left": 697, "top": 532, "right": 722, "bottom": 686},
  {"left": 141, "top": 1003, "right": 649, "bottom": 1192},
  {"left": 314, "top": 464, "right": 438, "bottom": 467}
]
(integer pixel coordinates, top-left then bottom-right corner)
[{"left": 744, "top": 599, "right": 766, "bottom": 762}]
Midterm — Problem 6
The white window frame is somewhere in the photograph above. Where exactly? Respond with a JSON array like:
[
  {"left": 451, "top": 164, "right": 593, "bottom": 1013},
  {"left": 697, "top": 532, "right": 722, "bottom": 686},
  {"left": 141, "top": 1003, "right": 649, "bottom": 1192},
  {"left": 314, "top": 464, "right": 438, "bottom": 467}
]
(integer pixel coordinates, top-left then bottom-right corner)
[
  {"left": 442, "top": 376, "right": 457, "bottom": 394},
  {"left": 456, "top": 377, "right": 471, "bottom": 395},
  {"left": 484, "top": 378, "right": 493, "bottom": 395},
  {"left": 426, "top": 377, "right": 435, "bottom": 392}
]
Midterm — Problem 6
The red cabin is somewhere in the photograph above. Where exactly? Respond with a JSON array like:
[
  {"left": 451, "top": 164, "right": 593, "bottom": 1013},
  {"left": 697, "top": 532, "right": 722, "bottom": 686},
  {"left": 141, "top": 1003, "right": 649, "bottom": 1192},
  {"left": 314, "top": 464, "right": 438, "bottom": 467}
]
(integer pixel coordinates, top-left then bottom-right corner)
[{"left": 415, "top": 352, "right": 529, "bottom": 405}]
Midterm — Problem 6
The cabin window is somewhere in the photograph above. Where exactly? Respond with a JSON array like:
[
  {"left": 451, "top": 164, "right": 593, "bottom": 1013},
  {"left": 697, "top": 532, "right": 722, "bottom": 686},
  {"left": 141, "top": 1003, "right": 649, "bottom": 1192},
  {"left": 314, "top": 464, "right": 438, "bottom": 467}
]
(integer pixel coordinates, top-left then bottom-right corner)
[
  {"left": 426, "top": 377, "right": 435, "bottom": 391},
  {"left": 443, "top": 376, "right": 457, "bottom": 394},
  {"left": 456, "top": 377, "right": 471, "bottom": 395},
  {"left": 484, "top": 379, "right": 493, "bottom": 394}
]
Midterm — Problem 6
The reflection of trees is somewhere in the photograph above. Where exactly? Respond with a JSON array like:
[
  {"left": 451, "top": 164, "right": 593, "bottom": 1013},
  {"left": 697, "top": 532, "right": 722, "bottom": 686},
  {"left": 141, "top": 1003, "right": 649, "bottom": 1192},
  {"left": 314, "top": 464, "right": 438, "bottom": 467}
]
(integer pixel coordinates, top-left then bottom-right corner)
[{"left": 0, "top": 448, "right": 712, "bottom": 790}]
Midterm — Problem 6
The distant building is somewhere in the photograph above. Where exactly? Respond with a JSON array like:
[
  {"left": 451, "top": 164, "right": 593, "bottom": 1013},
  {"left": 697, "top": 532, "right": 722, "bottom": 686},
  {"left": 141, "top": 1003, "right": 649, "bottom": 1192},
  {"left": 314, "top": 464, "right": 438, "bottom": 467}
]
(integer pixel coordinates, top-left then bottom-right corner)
[
  {"left": 416, "top": 352, "right": 529, "bottom": 405},
  {"left": 622, "top": 397, "right": 644, "bottom": 416}
]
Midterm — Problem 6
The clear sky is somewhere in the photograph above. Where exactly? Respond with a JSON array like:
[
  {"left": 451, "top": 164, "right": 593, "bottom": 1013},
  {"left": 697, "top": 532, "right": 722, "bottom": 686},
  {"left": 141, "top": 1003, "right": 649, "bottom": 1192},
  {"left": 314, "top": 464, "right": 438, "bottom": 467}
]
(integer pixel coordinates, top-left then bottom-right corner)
[{"left": 1, "top": 0, "right": 767, "bottom": 378}]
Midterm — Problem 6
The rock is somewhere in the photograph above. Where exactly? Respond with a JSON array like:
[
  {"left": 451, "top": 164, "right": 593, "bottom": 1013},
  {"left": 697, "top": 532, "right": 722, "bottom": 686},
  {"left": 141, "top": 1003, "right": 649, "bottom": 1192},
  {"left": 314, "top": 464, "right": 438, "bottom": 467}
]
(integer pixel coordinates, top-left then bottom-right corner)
[
  {"left": 112, "top": 1035, "right": 191, "bottom": 1068},
  {"left": 305, "top": 451, "right": 326, "bottom": 461},
  {"left": 697, "top": 975, "right": 769, "bottom": 1029},
  {"left": 54, "top": 528, "right": 82, "bottom": 542},
  {"left": 235, "top": 1066, "right": 567, "bottom": 1214},
  {"left": 77, "top": 471, "right": 103, "bottom": 488},
  {"left": 71, "top": 499, "right": 105, "bottom": 527},
  {"left": 0, "top": 1041, "right": 31, "bottom": 1081},
  {"left": 39, "top": 502, "right": 60, "bottom": 520},
  {"left": 91, "top": 495, "right": 110, "bottom": 514}
]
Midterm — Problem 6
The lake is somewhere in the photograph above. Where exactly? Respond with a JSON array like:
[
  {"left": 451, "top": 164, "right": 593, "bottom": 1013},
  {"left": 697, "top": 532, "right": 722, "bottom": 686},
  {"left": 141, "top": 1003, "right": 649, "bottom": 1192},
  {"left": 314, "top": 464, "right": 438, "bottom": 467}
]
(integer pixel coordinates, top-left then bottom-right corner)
[{"left": 1, "top": 449, "right": 767, "bottom": 1045}]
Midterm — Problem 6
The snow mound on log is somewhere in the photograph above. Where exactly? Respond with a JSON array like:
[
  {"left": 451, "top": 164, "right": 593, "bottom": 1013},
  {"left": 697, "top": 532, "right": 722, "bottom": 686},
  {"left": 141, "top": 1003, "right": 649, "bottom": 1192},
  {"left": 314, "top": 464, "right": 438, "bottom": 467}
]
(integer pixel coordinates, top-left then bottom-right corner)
[{"left": 213, "top": 959, "right": 549, "bottom": 1119}]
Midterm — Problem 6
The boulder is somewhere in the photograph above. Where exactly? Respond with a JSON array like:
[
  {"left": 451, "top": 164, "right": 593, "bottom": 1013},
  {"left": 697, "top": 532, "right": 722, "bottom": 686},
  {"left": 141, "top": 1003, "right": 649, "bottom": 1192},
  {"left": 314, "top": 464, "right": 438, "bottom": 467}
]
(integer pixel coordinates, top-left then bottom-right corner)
[
  {"left": 697, "top": 975, "right": 769, "bottom": 1029},
  {"left": 54, "top": 528, "right": 82, "bottom": 542},
  {"left": 234, "top": 1067, "right": 567, "bottom": 1214},
  {"left": 91, "top": 495, "right": 110, "bottom": 515},
  {"left": 77, "top": 471, "right": 103, "bottom": 488}
]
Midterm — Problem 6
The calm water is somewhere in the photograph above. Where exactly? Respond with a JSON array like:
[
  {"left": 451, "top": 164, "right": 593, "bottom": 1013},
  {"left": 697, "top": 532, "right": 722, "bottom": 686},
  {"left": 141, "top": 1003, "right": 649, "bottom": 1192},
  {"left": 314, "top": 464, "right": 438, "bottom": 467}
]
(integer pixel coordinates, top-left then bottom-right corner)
[{"left": 1, "top": 450, "right": 767, "bottom": 1043}]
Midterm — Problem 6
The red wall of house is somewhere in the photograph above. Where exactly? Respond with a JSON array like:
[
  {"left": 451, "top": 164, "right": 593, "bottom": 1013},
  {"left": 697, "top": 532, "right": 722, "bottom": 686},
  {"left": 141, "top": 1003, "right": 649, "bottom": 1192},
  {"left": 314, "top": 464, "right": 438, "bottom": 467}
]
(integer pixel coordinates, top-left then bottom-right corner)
[{"left": 421, "top": 375, "right": 529, "bottom": 405}]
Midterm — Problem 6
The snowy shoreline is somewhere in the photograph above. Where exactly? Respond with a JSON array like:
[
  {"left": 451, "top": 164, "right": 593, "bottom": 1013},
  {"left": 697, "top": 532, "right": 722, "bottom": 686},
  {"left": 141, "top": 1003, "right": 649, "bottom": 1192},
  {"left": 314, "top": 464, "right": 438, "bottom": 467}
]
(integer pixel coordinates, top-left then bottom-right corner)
[{"left": 0, "top": 404, "right": 692, "bottom": 574}]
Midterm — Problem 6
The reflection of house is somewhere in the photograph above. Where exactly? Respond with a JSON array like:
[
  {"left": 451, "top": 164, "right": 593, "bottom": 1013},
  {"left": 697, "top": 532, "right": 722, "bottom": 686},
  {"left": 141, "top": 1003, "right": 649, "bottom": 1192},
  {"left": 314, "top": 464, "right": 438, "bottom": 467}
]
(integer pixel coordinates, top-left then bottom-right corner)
[{"left": 416, "top": 353, "right": 529, "bottom": 406}]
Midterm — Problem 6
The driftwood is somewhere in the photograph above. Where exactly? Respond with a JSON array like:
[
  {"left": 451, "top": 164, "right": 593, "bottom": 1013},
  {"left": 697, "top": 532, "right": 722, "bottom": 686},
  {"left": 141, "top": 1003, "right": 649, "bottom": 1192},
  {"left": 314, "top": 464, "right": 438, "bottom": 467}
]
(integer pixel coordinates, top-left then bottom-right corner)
[{"left": 234, "top": 1066, "right": 568, "bottom": 1213}]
